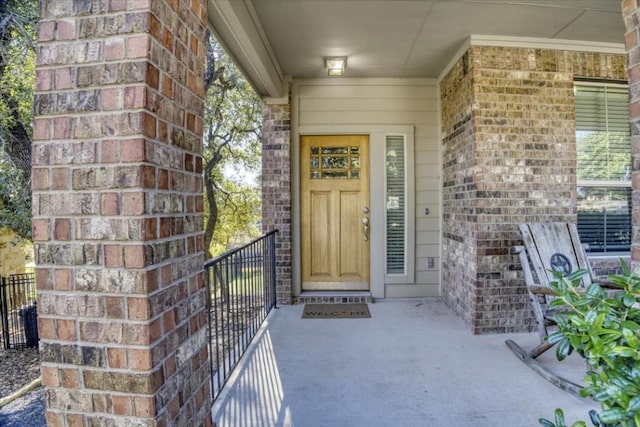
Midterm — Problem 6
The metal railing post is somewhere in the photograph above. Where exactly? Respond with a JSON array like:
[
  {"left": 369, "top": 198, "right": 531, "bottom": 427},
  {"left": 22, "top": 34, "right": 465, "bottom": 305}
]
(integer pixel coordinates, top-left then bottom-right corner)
[
  {"left": 270, "top": 230, "right": 278, "bottom": 309},
  {"left": 0, "top": 277, "right": 8, "bottom": 350}
]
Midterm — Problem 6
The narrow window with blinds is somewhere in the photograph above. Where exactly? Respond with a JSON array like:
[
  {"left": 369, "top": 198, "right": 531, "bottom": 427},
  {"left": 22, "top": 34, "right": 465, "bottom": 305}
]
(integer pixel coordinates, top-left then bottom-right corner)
[
  {"left": 575, "top": 84, "right": 631, "bottom": 253},
  {"left": 386, "top": 135, "right": 406, "bottom": 274}
]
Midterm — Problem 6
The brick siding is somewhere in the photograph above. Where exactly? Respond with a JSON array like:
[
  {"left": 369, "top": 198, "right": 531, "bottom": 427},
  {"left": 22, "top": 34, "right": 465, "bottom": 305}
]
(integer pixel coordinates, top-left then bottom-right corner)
[
  {"left": 33, "top": 1, "right": 212, "bottom": 425},
  {"left": 441, "top": 51, "right": 479, "bottom": 330},
  {"left": 261, "top": 102, "right": 293, "bottom": 305},
  {"left": 441, "top": 46, "right": 627, "bottom": 334},
  {"left": 624, "top": 0, "right": 640, "bottom": 272}
]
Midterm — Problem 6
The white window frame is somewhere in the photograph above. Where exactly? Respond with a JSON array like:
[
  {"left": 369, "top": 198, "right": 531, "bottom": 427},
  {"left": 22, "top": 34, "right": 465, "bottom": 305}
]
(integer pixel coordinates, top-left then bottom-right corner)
[
  {"left": 384, "top": 132, "right": 415, "bottom": 284},
  {"left": 575, "top": 81, "right": 631, "bottom": 254}
]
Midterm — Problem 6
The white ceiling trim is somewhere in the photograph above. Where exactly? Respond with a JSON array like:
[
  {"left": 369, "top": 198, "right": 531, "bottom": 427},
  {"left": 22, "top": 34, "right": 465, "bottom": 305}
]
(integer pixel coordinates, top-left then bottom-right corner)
[
  {"left": 207, "top": 0, "right": 285, "bottom": 98},
  {"left": 294, "top": 77, "right": 437, "bottom": 87},
  {"left": 438, "top": 35, "right": 626, "bottom": 83},
  {"left": 469, "top": 35, "right": 626, "bottom": 55}
]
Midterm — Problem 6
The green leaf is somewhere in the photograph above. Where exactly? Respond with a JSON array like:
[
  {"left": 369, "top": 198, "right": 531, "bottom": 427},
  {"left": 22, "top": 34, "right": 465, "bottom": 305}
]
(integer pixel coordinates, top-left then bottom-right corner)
[
  {"left": 568, "top": 269, "right": 590, "bottom": 282},
  {"left": 613, "top": 346, "right": 638, "bottom": 358},
  {"left": 610, "top": 275, "right": 629, "bottom": 288},
  {"left": 598, "top": 408, "right": 626, "bottom": 424},
  {"left": 624, "top": 294, "right": 637, "bottom": 308},
  {"left": 628, "top": 395, "right": 640, "bottom": 411},
  {"left": 556, "top": 338, "right": 572, "bottom": 361},
  {"left": 538, "top": 419, "right": 556, "bottom": 427},
  {"left": 586, "top": 283, "right": 602, "bottom": 297},
  {"left": 622, "top": 328, "right": 639, "bottom": 349},
  {"left": 622, "top": 320, "right": 640, "bottom": 330},
  {"left": 593, "top": 390, "right": 611, "bottom": 401},
  {"left": 555, "top": 408, "right": 566, "bottom": 426},
  {"left": 550, "top": 299, "right": 568, "bottom": 309},
  {"left": 584, "top": 309, "right": 598, "bottom": 325},
  {"left": 548, "top": 332, "right": 566, "bottom": 344},
  {"left": 594, "top": 313, "right": 606, "bottom": 329},
  {"left": 600, "top": 329, "right": 622, "bottom": 343}
]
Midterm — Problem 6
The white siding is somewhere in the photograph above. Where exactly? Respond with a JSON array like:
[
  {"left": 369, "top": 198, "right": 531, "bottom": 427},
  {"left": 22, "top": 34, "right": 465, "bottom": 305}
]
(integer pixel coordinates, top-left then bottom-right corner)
[{"left": 293, "top": 78, "right": 440, "bottom": 298}]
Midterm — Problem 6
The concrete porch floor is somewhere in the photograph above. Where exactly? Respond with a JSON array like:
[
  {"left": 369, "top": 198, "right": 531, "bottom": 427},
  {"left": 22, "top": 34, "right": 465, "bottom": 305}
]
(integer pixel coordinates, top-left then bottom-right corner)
[{"left": 211, "top": 299, "right": 598, "bottom": 427}]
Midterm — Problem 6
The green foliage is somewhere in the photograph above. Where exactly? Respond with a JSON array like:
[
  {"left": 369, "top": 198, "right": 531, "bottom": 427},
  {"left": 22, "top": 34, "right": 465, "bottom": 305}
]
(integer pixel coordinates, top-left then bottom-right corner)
[
  {"left": 208, "top": 180, "right": 261, "bottom": 256},
  {"left": 203, "top": 34, "right": 262, "bottom": 257},
  {"left": 0, "top": 0, "right": 38, "bottom": 241},
  {"left": 0, "top": 158, "right": 31, "bottom": 240},
  {"left": 539, "top": 408, "right": 600, "bottom": 427},
  {"left": 539, "top": 262, "right": 640, "bottom": 426}
]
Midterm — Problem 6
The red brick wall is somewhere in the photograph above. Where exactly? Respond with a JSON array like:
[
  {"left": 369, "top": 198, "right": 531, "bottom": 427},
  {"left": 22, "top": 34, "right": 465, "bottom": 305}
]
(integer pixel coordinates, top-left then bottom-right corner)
[
  {"left": 441, "top": 51, "right": 478, "bottom": 329},
  {"left": 441, "top": 46, "right": 627, "bottom": 334},
  {"left": 623, "top": 0, "right": 640, "bottom": 271},
  {"left": 261, "top": 102, "right": 292, "bottom": 304},
  {"left": 33, "top": 1, "right": 212, "bottom": 425}
]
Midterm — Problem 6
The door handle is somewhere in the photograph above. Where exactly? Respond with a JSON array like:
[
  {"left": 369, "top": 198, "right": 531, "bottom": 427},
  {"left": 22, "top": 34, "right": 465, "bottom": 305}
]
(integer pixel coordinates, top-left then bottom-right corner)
[{"left": 362, "top": 217, "right": 369, "bottom": 241}]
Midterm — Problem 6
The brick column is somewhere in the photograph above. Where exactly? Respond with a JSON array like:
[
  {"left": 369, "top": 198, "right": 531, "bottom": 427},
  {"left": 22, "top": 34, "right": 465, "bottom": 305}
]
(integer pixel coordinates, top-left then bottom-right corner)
[
  {"left": 440, "top": 52, "right": 478, "bottom": 331},
  {"left": 441, "top": 46, "right": 626, "bottom": 334},
  {"left": 32, "top": 1, "right": 212, "bottom": 426},
  {"left": 623, "top": 0, "right": 640, "bottom": 272},
  {"left": 261, "top": 101, "right": 292, "bottom": 304}
]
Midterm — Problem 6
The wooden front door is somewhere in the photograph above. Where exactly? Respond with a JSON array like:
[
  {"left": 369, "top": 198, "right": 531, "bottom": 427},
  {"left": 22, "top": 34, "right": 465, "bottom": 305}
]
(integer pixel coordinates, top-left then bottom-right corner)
[{"left": 301, "top": 135, "right": 370, "bottom": 290}]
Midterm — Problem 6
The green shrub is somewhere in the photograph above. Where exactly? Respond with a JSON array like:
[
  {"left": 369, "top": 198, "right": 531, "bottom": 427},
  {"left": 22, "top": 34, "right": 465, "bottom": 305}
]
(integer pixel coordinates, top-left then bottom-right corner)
[{"left": 539, "top": 262, "right": 640, "bottom": 427}]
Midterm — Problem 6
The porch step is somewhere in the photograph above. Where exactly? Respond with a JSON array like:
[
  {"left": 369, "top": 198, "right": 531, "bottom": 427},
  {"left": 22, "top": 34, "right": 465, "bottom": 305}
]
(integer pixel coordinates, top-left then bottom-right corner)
[{"left": 293, "top": 291, "right": 373, "bottom": 304}]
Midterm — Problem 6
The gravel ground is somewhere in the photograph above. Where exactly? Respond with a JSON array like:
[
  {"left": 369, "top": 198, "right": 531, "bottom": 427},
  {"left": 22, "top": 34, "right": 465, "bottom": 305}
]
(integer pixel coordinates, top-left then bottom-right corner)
[
  {"left": 0, "top": 346, "right": 45, "bottom": 427},
  {"left": 0, "top": 347, "right": 40, "bottom": 398}
]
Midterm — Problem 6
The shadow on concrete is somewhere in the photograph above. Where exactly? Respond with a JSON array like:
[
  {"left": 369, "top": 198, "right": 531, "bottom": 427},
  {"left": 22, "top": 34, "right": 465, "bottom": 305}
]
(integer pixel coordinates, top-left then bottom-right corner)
[{"left": 212, "top": 299, "right": 597, "bottom": 427}]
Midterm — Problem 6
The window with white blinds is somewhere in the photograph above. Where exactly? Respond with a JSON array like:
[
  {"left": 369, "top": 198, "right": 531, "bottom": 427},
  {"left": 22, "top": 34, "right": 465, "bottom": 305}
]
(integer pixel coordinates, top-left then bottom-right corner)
[
  {"left": 575, "top": 84, "right": 631, "bottom": 253},
  {"left": 386, "top": 135, "right": 406, "bottom": 274}
]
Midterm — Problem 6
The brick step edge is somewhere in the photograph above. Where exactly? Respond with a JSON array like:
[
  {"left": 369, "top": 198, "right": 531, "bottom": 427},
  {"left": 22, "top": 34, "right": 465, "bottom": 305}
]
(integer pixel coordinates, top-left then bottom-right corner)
[{"left": 293, "top": 296, "right": 373, "bottom": 304}]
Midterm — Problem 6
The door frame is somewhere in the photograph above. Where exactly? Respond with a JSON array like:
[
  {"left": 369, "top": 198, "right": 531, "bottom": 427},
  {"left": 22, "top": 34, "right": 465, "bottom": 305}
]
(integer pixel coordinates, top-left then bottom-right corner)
[
  {"left": 292, "top": 123, "right": 415, "bottom": 299},
  {"left": 300, "top": 135, "right": 370, "bottom": 291}
]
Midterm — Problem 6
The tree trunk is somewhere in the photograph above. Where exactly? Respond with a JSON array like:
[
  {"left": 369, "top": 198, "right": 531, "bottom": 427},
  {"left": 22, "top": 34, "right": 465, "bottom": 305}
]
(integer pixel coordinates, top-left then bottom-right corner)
[{"left": 204, "top": 167, "right": 218, "bottom": 257}]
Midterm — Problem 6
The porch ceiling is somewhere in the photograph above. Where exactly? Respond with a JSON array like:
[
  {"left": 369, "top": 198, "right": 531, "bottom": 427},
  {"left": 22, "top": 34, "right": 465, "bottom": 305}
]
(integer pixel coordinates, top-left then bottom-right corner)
[{"left": 207, "top": 0, "right": 625, "bottom": 98}]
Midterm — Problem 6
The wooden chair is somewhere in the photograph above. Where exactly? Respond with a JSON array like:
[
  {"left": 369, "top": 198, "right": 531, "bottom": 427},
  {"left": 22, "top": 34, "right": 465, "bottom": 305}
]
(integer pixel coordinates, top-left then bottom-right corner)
[{"left": 505, "top": 222, "right": 600, "bottom": 396}]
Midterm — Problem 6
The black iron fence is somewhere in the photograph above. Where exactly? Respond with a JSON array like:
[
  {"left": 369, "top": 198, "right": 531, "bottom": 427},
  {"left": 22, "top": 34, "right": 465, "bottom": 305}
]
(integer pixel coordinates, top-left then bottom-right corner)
[
  {"left": 0, "top": 273, "right": 38, "bottom": 350},
  {"left": 206, "top": 230, "right": 278, "bottom": 402}
]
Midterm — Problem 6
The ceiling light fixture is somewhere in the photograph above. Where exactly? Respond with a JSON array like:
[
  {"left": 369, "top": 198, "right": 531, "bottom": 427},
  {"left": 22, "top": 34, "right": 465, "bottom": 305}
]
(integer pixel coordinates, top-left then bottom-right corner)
[{"left": 324, "top": 56, "right": 347, "bottom": 77}]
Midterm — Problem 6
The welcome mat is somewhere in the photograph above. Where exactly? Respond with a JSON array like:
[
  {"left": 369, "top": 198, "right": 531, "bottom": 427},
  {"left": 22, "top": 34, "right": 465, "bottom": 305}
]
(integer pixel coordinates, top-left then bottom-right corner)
[{"left": 302, "top": 303, "right": 371, "bottom": 319}]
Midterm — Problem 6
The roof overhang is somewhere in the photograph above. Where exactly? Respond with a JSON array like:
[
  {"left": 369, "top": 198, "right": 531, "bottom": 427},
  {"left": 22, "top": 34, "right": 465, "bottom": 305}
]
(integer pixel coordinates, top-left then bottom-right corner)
[{"left": 207, "top": 0, "right": 287, "bottom": 98}]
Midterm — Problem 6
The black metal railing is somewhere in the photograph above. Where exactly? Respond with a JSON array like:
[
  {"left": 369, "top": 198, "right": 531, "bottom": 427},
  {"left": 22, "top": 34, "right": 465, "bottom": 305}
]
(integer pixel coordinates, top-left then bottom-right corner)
[
  {"left": 206, "top": 230, "right": 278, "bottom": 402},
  {"left": 0, "top": 273, "right": 38, "bottom": 350}
]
